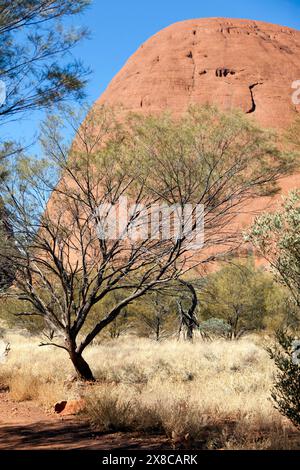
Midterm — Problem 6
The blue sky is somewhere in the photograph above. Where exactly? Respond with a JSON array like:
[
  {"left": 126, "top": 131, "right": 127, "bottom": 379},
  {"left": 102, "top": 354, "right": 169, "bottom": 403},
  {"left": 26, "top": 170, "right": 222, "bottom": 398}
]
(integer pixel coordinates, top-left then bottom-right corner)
[{"left": 5, "top": 0, "right": 300, "bottom": 152}]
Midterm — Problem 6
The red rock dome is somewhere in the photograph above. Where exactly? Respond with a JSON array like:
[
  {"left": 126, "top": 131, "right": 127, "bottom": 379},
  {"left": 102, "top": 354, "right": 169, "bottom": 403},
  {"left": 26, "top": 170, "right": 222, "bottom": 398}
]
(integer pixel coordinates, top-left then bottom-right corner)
[
  {"left": 97, "top": 18, "right": 300, "bottom": 128},
  {"left": 93, "top": 18, "right": 300, "bottom": 266}
]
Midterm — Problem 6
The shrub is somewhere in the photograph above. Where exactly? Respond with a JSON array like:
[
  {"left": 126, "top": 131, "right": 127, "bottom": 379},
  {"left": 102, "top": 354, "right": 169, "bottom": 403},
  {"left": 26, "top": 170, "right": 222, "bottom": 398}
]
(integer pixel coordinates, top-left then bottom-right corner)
[
  {"left": 199, "top": 258, "right": 284, "bottom": 338},
  {"left": 198, "top": 318, "right": 231, "bottom": 339},
  {"left": 84, "top": 386, "right": 162, "bottom": 433},
  {"left": 267, "top": 330, "right": 300, "bottom": 428}
]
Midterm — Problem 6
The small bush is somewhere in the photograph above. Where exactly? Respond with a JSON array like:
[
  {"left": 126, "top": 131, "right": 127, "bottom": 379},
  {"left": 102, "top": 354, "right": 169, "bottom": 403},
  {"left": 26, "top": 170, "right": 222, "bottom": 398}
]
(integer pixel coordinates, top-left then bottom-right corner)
[
  {"left": 84, "top": 386, "right": 162, "bottom": 433},
  {"left": 267, "top": 330, "right": 300, "bottom": 428},
  {"left": 198, "top": 318, "right": 231, "bottom": 339}
]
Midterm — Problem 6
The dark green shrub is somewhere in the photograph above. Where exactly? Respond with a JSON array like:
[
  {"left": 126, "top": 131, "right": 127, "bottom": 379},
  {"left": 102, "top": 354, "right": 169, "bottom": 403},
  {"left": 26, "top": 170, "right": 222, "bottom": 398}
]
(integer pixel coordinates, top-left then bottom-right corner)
[{"left": 267, "top": 330, "right": 300, "bottom": 428}]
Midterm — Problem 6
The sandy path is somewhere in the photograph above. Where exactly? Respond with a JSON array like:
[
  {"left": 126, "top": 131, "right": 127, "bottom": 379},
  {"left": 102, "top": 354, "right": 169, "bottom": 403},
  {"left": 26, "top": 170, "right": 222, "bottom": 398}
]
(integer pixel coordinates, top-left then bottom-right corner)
[{"left": 0, "top": 391, "right": 169, "bottom": 450}]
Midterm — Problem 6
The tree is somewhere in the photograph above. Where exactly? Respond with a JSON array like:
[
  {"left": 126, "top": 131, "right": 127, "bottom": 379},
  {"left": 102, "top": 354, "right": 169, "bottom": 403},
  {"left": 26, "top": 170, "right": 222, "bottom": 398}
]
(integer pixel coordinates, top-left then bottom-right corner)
[
  {"left": 248, "top": 190, "right": 300, "bottom": 311},
  {"left": 133, "top": 280, "right": 199, "bottom": 341},
  {"left": 132, "top": 290, "right": 175, "bottom": 341},
  {"left": 0, "top": 1, "right": 90, "bottom": 289},
  {"left": 176, "top": 280, "right": 199, "bottom": 341},
  {"left": 0, "top": 198, "right": 16, "bottom": 291},
  {"left": 0, "top": 0, "right": 90, "bottom": 131},
  {"left": 248, "top": 191, "right": 300, "bottom": 426},
  {"left": 89, "top": 290, "right": 131, "bottom": 340},
  {"left": 0, "top": 105, "right": 292, "bottom": 380},
  {"left": 267, "top": 330, "right": 300, "bottom": 429},
  {"left": 199, "top": 259, "right": 281, "bottom": 339}
]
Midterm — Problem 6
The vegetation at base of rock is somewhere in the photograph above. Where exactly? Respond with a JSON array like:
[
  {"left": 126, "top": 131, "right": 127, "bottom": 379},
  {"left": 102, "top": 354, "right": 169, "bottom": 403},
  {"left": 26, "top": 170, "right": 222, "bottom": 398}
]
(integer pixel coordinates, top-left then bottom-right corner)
[
  {"left": 249, "top": 191, "right": 300, "bottom": 428},
  {"left": 0, "top": 104, "right": 292, "bottom": 380},
  {"left": 267, "top": 330, "right": 300, "bottom": 429},
  {"left": 199, "top": 258, "right": 298, "bottom": 339}
]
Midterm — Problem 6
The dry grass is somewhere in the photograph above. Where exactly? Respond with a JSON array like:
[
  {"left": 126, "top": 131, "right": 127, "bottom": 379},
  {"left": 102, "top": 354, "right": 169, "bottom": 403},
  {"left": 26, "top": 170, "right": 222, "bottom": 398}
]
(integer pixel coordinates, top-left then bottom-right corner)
[
  {"left": 0, "top": 332, "right": 69, "bottom": 406},
  {"left": 0, "top": 332, "right": 299, "bottom": 449}
]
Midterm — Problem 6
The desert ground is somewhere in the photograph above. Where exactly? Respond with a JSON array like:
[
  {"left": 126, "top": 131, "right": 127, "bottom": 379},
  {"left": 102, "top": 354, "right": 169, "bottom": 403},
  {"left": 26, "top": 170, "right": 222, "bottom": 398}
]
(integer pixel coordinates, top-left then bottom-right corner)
[{"left": 0, "top": 332, "right": 299, "bottom": 450}]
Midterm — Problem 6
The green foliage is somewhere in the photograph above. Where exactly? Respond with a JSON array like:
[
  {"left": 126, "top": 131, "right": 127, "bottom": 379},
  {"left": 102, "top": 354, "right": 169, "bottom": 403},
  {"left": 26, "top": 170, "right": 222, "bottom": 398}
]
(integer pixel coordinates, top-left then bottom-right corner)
[
  {"left": 198, "top": 317, "right": 231, "bottom": 339},
  {"left": 0, "top": 297, "right": 44, "bottom": 333},
  {"left": 263, "top": 288, "right": 299, "bottom": 332},
  {"left": 285, "top": 117, "right": 300, "bottom": 151},
  {"left": 267, "top": 330, "right": 300, "bottom": 428},
  {"left": 248, "top": 190, "right": 300, "bottom": 313},
  {"left": 131, "top": 290, "right": 178, "bottom": 340},
  {"left": 0, "top": 1, "right": 90, "bottom": 124},
  {"left": 199, "top": 258, "right": 286, "bottom": 338},
  {"left": 128, "top": 105, "right": 294, "bottom": 206},
  {"left": 249, "top": 196, "right": 300, "bottom": 426}
]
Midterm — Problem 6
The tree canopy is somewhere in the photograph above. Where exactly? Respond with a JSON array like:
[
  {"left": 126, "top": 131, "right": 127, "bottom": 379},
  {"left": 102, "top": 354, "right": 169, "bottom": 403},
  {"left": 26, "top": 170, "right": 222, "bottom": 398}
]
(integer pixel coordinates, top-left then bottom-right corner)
[{"left": 0, "top": 105, "right": 293, "bottom": 379}]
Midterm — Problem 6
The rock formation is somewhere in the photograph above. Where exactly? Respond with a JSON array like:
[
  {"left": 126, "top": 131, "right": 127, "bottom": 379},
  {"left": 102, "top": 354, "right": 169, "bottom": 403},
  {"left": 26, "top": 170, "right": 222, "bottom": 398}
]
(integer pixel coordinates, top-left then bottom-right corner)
[
  {"left": 94, "top": 18, "right": 300, "bottom": 263},
  {"left": 96, "top": 18, "right": 300, "bottom": 128}
]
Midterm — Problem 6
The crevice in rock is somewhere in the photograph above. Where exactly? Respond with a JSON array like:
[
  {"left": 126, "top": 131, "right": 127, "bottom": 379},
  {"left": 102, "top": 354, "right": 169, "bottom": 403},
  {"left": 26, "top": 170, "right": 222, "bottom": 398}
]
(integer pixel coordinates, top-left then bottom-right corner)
[
  {"left": 216, "top": 68, "right": 236, "bottom": 77},
  {"left": 188, "top": 51, "right": 196, "bottom": 97},
  {"left": 191, "top": 63, "right": 196, "bottom": 93},
  {"left": 246, "top": 83, "right": 262, "bottom": 114},
  {"left": 279, "top": 45, "right": 292, "bottom": 54},
  {"left": 187, "top": 51, "right": 193, "bottom": 59},
  {"left": 199, "top": 70, "right": 207, "bottom": 75}
]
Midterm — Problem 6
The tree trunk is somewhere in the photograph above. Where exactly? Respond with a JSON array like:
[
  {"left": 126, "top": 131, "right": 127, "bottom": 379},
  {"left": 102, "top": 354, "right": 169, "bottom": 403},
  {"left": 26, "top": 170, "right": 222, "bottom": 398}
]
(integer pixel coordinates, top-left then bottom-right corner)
[
  {"left": 178, "top": 279, "right": 198, "bottom": 342},
  {"left": 232, "top": 309, "right": 240, "bottom": 340},
  {"left": 155, "top": 316, "right": 161, "bottom": 341},
  {"left": 69, "top": 351, "right": 95, "bottom": 381},
  {"left": 186, "top": 318, "right": 194, "bottom": 341}
]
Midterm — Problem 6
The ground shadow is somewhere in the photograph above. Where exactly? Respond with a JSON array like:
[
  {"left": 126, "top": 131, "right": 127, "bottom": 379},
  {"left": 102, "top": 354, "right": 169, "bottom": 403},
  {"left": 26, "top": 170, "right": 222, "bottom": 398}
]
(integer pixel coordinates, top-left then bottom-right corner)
[{"left": 0, "top": 419, "right": 170, "bottom": 450}]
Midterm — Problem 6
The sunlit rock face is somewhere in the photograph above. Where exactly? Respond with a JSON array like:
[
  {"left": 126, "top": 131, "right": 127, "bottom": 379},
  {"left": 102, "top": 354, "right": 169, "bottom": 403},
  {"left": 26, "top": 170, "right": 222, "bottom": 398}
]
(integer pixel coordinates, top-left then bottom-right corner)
[
  {"left": 96, "top": 18, "right": 300, "bottom": 128},
  {"left": 93, "top": 19, "right": 300, "bottom": 262}
]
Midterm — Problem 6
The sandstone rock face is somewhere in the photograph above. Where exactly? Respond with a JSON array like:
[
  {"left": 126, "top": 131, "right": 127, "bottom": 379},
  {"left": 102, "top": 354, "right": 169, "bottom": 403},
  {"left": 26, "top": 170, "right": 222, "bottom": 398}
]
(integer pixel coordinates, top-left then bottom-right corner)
[
  {"left": 94, "top": 18, "right": 300, "bottom": 264},
  {"left": 97, "top": 18, "right": 300, "bottom": 128}
]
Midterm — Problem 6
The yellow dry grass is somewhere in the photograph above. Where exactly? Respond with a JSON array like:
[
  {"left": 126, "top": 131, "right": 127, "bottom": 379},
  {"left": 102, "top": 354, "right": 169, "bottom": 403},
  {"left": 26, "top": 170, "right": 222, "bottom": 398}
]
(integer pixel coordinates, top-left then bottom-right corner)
[{"left": 0, "top": 332, "right": 299, "bottom": 449}]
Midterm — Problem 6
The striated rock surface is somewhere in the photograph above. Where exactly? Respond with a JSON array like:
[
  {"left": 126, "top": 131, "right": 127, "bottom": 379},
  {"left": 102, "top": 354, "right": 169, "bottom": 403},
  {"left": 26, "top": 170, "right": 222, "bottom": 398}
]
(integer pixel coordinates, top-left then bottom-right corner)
[
  {"left": 97, "top": 18, "right": 300, "bottom": 128},
  {"left": 93, "top": 19, "right": 300, "bottom": 263}
]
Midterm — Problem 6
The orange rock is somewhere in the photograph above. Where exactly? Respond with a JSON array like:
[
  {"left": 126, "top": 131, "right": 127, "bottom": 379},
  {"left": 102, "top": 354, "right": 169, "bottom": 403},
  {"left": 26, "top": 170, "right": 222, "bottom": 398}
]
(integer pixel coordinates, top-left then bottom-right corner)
[
  {"left": 50, "top": 19, "right": 300, "bottom": 270},
  {"left": 93, "top": 18, "right": 300, "bottom": 267},
  {"left": 96, "top": 18, "right": 300, "bottom": 128},
  {"left": 59, "top": 399, "right": 86, "bottom": 416}
]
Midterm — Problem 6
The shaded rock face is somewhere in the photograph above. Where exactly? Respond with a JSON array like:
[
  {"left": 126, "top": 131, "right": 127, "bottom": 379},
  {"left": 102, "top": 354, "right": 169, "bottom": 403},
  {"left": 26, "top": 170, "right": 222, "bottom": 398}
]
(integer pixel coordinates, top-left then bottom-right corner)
[{"left": 97, "top": 18, "right": 300, "bottom": 128}]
